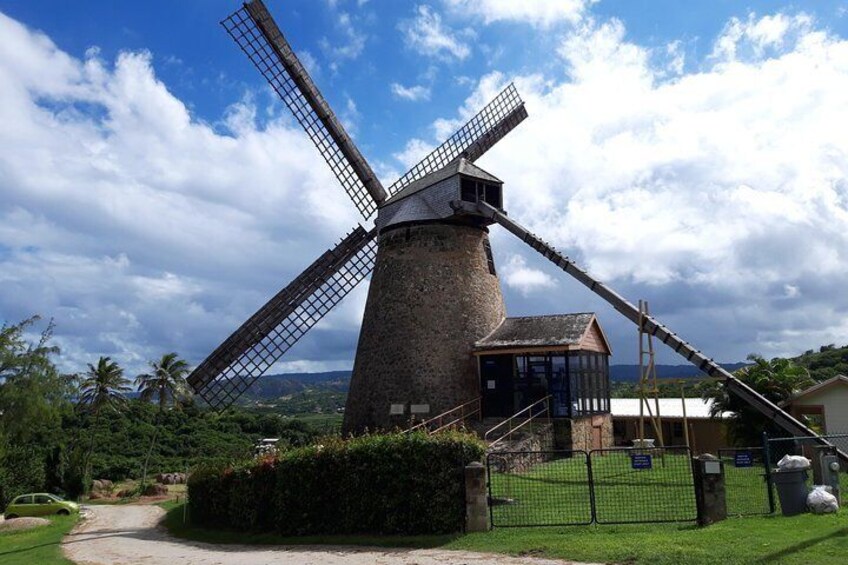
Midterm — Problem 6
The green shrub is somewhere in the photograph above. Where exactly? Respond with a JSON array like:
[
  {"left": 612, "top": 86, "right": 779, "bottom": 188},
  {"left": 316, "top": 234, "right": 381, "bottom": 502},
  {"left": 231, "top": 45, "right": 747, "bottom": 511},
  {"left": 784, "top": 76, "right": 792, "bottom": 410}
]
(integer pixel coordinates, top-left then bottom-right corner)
[
  {"left": 0, "top": 445, "right": 47, "bottom": 507},
  {"left": 188, "top": 431, "right": 484, "bottom": 535}
]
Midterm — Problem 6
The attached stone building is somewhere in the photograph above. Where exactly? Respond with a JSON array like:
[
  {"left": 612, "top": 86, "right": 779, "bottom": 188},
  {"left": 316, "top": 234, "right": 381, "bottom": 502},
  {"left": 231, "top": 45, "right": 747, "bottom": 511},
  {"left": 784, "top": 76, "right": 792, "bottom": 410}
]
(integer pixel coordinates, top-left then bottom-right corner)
[{"left": 474, "top": 313, "right": 613, "bottom": 450}]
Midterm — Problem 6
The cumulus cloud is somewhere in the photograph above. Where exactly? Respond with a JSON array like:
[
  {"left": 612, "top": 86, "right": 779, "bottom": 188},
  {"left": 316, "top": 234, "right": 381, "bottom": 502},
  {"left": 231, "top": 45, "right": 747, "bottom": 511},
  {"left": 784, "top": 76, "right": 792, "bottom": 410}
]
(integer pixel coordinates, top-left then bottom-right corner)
[
  {"left": 0, "top": 12, "right": 365, "bottom": 374},
  {"left": 444, "top": 0, "right": 593, "bottom": 27},
  {"left": 501, "top": 255, "right": 556, "bottom": 295},
  {"left": 400, "top": 5, "right": 472, "bottom": 61},
  {"left": 319, "top": 11, "right": 367, "bottom": 70},
  {"left": 390, "top": 82, "right": 431, "bottom": 101},
  {"left": 408, "top": 12, "right": 848, "bottom": 360}
]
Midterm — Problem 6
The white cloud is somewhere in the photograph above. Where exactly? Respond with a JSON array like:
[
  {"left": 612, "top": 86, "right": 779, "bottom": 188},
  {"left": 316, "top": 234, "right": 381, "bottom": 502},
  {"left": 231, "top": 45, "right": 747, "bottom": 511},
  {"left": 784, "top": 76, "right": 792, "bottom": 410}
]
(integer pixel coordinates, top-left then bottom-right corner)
[
  {"left": 400, "top": 5, "right": 472, "bottom": 61},
  {"left": 0, "top": 12, "right": 364, "bottom": 374},
  {"left": 501, "top": 255, "right": 556, "bottom": 295},
  {"left": 711, "top": 12, "right": 814, "bottom": 62},
  {"left": 421, "top": 12, "right": 848, "bottom": 360},
  {"left": 390, "top": 82, "right": 431, "bottom": 101},
  {"left": 445, "top": 0, "right": 592, "bottom": 27},
  {"left": 319, "top": 11, "right": 367, "bottom": 70}
]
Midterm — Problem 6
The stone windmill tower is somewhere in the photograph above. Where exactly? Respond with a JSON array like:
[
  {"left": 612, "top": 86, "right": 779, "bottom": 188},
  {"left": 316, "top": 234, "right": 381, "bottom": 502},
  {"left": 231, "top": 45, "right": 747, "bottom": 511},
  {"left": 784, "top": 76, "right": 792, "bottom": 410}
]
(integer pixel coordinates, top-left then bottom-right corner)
[
  {"left": 344, "top": 159, "right": 509, "bottom": 433},
  {"left": 188, "top": 0, "right": 838, "bottom": 452},
  {"left": 186, "top": 0, "right": 528, "bottom": 430}
]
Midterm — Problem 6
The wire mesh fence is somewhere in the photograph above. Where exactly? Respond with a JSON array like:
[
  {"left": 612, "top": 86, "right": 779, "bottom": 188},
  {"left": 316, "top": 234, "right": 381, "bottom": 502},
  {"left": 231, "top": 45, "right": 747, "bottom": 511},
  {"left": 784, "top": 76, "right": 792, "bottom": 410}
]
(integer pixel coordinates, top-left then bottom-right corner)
[
  {"left": 590, "top": 446, "right": 696, "bottom": 524},
  {"left": 486, "top": 447, "right": 697, "bottom": 526},
  {"left": 486, "top": 451, "right": 592, "bottom": 527},
  {"left": 765, "top": 433, "right": 848, "bottom": 510},
  {"left": 718, "top": 447, "right": 772, "bottom": 516}
]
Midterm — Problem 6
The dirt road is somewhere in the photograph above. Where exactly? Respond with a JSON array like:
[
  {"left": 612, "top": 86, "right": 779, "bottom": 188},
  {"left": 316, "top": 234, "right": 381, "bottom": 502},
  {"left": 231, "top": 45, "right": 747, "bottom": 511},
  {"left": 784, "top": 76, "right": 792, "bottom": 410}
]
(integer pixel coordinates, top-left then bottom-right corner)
[{"left": 63, "top": 505, "right": 592, "bottom": 565}]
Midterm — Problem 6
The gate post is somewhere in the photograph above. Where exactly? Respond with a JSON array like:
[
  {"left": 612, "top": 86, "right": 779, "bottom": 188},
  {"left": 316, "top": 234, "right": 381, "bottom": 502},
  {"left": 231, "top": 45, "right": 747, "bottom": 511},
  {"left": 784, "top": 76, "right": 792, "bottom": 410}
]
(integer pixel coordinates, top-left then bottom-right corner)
[
  {"left": 692, "top": 453, "right": 727, "bottom": 526},
  {"left": 465, "top": 461, "right": 489, "bottom": 532}
]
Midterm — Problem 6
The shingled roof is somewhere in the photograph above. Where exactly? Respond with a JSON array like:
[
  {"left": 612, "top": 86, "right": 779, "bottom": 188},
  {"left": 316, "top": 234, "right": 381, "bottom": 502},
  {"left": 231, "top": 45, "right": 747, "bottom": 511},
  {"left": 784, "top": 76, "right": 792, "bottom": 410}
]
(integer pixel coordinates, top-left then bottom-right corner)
[
  {"left": 383, "top": 157, "right": 501, "bottom": 206},
  {"left": 475, "top": 313, "right": 610, "bottom": 353}
]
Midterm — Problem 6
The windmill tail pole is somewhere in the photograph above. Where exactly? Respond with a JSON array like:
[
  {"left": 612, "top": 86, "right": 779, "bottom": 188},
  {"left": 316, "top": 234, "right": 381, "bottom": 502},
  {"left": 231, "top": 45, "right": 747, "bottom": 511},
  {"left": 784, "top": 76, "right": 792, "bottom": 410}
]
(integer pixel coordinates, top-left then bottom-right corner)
[{"left": 478, "top": 201, "right": 848, "bottom": 464}]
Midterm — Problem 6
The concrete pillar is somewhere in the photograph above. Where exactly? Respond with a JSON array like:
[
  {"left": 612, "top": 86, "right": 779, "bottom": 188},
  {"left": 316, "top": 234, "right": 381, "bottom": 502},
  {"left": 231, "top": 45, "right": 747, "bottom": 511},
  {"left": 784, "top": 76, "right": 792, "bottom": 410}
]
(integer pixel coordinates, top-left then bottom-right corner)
[
  {"left": 465, "top": 462, "right": 489, "bottom": 532},
  {"left": 693, "top": 453, "right": 727, "bottom": 526}
]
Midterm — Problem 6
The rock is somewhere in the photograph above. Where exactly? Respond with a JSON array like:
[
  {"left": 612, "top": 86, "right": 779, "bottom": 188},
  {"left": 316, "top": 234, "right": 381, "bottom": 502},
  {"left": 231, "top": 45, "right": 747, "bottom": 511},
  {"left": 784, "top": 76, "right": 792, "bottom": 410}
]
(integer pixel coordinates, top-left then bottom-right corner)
[
  {"left": 116, "top": 489, "right": 133, "bottom": 498},
  {"left": 0, "top": 517, "right": 50, "bottom": 532},
  {"left": 91, "top": 479, "right": 113, "bottom": 492},
  {"left": 142, "top": 483, "right": 168, "bottom": 496},
  {"left": 155, "top": 473, "right": 165, "bottom": 484},
  {"left": 88, "top": 492, "right": 102, "bottom": 500}
]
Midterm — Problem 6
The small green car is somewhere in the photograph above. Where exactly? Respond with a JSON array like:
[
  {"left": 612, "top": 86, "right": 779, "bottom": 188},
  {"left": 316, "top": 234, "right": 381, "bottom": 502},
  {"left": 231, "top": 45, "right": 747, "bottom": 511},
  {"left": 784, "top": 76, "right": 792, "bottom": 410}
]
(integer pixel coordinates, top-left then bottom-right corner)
[{"left": 4, "top": 493, "right": 80, "bottom": 519}]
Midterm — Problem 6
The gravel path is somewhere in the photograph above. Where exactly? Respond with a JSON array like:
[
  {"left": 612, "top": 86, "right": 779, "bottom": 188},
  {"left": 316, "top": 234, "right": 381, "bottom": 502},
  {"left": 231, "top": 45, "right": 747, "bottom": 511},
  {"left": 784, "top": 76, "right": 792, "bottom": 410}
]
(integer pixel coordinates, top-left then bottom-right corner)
[{"left": 62, "top": 505, "right": 594, "bottom": 565}]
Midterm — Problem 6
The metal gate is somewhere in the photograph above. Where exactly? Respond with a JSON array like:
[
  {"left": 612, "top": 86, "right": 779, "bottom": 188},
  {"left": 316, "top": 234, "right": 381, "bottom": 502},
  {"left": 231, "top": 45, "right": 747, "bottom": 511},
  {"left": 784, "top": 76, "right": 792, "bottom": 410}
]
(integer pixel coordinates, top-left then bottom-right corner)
[
  {"left": 486, "top": 450, "right": 592, "bottom": 526},
  {"left": 486, "top": 446, "right": 696, "bottom": 527},
  {"left": 718, "top": 447, "right": 772, "bottom": 516}
]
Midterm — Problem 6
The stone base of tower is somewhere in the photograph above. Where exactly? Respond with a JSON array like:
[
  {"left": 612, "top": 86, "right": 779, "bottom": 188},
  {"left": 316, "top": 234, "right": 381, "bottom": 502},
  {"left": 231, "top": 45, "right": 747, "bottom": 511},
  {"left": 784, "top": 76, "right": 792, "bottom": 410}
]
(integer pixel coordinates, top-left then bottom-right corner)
[{"left": 342, "top": 222, "right": 506, "bottom": 435}]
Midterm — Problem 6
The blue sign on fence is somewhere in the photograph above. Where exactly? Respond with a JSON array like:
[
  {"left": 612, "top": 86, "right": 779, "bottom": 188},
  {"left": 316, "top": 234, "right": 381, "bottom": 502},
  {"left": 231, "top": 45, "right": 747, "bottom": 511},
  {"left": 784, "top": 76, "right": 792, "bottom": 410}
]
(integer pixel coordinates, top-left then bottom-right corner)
[
  {"left": 631, "top": 454, "right": 652, "bottom": 470},
  {"left": 734, "top": 451, "right": 754, "bottom": 468}
]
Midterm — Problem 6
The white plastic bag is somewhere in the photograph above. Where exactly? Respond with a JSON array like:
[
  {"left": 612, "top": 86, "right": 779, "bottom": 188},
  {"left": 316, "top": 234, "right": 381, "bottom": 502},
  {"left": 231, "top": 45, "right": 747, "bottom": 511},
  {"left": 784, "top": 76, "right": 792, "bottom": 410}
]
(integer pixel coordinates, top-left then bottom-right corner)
[
  {"left": 777, "top": 454, "right": 811, "bottom": 470},
  {"left": 807, "top": 485, "right": 839, "bottom": 514}
]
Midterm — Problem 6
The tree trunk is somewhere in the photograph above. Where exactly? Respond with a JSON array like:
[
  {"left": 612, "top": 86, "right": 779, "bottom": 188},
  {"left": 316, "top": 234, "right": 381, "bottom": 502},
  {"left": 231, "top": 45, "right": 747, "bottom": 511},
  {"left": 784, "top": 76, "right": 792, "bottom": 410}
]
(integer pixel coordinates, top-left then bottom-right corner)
[{"left": 141, "top": 412, "right": 161, "bottom": 488}]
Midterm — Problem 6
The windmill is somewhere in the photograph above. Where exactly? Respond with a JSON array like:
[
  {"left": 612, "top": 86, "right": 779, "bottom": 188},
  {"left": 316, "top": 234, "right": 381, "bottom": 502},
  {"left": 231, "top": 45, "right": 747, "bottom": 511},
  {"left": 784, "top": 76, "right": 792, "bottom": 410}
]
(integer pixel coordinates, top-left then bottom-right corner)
[{"left": 189, "top": 0, "right": 841, "bottom": 454}]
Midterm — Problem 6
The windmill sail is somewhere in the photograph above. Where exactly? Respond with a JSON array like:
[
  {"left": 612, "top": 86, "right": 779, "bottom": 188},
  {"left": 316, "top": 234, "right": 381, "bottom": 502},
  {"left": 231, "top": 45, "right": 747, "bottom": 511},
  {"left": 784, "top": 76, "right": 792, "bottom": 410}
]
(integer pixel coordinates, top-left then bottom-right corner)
[
  {"left": 188, "top": 226, "right": 377, "bottom": 410},
  {"left": 477, "top": 201, "right": 846, "bottom": 461},
  {"left": 222, "top": 0, "right": 386, "bottom": 218},
  {"left": 387, "top": 83, "right": 527, "bottom": 197}
]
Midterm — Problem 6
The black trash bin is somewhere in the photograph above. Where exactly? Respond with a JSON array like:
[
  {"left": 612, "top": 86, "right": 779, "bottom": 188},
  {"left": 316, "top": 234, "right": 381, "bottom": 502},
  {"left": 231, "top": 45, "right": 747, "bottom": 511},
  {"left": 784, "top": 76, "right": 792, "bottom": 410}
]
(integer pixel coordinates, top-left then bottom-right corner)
[{"left": 772, "top": 469, "right": 809, "bottom": 516}]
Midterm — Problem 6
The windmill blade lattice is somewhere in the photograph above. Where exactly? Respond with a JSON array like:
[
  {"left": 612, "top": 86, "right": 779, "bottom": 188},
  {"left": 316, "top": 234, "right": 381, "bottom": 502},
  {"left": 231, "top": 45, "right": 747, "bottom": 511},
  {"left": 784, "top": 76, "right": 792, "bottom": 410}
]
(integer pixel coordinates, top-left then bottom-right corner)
[
  {"left": 387, "top": 83, "right": 527, "bottom": 196},
  {"left": 188, "top": 226, "right": 377, "bottom": 410},
  {"left": 223, "top": 0, "right": 386, "bottom": 218}
]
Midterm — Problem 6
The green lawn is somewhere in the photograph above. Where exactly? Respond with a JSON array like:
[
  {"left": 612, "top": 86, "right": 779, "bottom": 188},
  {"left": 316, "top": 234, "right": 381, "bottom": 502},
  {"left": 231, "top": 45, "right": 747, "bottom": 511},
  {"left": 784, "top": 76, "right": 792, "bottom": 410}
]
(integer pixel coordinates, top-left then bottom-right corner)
[
  {"left": 451, "top": 513, "right": 848, "bottom": 565},
  {"left": 488, "top": 452, "right": 697, "bottom": 526},
  {"left": 0, "top": 515, "right": 78, "bottom": 565},
  {"left": 161, "top": 502, "right": 848, "bottom": 564}
]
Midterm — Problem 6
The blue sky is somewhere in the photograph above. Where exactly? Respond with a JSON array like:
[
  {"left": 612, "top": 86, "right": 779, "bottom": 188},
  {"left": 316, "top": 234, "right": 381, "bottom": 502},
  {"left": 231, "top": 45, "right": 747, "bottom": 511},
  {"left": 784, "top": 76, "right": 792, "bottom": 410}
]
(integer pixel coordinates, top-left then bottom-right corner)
[{"left": 1, "top": 0, "right": 847, "bottom": 376}]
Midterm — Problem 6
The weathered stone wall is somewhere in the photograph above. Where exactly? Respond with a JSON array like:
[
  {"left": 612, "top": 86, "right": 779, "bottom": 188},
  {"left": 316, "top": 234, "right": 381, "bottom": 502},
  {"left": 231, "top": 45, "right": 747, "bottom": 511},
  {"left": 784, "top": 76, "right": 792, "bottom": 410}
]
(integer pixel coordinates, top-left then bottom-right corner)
[
  {"left": 343, "top": 222, "right": 506, "bottom": 434},
  {"left": 553, "top": 413, "right": 613, "bottom": 451}
]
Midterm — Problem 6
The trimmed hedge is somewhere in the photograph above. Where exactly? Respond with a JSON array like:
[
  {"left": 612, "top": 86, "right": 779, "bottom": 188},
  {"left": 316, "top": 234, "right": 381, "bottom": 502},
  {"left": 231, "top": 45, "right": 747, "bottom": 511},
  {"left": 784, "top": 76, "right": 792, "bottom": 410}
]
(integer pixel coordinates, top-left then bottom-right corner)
[{"left": 188, "top": 431, "right": 485, "bottom": 535}]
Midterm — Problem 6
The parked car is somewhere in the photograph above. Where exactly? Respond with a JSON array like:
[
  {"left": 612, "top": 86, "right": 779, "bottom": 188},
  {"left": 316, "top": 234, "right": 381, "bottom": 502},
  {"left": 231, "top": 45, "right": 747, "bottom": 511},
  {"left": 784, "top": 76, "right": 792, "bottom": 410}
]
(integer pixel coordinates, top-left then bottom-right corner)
[{"left": 4, "top": 493, "right": 80, "bottom": 519}]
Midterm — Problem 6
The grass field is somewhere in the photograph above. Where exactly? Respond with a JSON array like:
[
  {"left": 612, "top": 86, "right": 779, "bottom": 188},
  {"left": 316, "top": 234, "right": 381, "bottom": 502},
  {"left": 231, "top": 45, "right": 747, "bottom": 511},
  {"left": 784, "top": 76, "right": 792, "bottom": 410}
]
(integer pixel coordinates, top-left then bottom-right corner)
[
  {"left": 489, "top": 451, "right": 698, "bottom": 526},
  {"left": 0, "top": 515, "right": 77, "bottom": 565},
  {"left": 161, "top": 502, "right": 848, "bottom": 564}
]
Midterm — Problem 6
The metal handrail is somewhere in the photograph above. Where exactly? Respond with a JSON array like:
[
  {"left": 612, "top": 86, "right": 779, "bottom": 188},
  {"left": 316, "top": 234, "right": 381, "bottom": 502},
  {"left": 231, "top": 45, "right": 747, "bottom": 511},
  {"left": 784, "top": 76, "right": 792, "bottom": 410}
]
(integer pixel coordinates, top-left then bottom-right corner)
[
  {"left": 485, "top": 395, "right": 552, "bottom": 447},
  {"left": 406, "top": 397, "right": 481, "bottom": 435}
]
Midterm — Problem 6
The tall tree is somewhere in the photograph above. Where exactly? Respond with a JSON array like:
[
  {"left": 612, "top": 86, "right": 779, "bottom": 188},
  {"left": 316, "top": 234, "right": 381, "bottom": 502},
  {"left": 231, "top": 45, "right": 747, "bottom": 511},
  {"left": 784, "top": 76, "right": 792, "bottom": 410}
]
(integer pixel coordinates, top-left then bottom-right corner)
[
  {"left": 701, "top": 354, "right": 815, "bottom": 446},
  {"left": 78, "top": 357, "right": 131, "bottom": 480},
  {"left": 135, "top": 352, "right": 191, "bottom": 486},
  {"left": 0, "top": 316, "right": 74, "bottom": 505}
]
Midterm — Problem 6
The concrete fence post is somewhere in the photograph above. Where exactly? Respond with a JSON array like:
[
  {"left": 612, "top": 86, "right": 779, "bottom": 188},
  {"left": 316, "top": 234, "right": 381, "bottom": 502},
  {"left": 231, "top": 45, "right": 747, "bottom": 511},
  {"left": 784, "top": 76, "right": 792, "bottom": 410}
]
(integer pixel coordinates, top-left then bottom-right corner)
[
  {"left": 465, "top": 461, "right": 489, "bottom": 532},
  {"left": 693, "top": 453, "right": 727, "bottom": 526}
]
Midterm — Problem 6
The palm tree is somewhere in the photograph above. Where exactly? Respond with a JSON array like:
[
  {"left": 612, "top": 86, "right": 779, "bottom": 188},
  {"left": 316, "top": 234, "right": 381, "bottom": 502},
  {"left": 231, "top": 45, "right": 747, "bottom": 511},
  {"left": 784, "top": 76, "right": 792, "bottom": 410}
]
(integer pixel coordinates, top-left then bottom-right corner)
[
  {"left": 135, "top": 352, "right": 191, "bottom": 486},
  {"left": 77, "top": 356, "right": 132, "bottom": 480},
  {"left": 78, "top": 356, "right": 132, "bottom": 414},
  {"left": 702, "top": 354, "right": 814, "bottom": 445},
  {"left": 135, "top": 352, "right": 191, "bottom": 411}
]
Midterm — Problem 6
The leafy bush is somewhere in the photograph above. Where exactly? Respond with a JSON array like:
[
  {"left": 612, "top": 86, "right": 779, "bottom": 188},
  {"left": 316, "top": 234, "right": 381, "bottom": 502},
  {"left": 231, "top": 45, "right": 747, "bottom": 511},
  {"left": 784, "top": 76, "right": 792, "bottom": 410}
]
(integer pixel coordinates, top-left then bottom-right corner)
[
  {"left": 188, "top": 431, "right": 485, "bottom": 535},
  {"left": 0, "top": 445, "right": 47, "bottom": 508}
]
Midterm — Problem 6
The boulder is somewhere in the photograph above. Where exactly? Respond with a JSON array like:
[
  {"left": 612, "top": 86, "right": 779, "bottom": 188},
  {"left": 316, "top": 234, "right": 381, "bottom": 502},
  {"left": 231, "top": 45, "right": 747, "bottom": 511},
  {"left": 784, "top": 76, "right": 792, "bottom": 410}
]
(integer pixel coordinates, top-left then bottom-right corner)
[
  {"left": 91, "top": 479, "right": 113, "bottom": 492},
  {"left": 142, "top": 483, "right": 168, "bottom": 496}
]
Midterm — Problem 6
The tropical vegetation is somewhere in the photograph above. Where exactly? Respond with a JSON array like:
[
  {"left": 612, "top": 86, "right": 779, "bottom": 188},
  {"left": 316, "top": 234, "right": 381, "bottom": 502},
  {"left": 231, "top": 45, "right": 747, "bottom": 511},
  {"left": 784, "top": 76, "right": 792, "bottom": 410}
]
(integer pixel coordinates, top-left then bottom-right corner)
[{"left": 700, "top": 354, "right": 816, "bottom": 445}]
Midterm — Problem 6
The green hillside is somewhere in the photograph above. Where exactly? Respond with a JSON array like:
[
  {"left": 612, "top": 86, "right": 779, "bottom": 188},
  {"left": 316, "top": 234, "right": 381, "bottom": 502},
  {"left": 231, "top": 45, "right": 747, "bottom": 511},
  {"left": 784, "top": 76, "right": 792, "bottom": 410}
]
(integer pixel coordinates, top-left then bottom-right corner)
[{"left": 794, "top": 344, "right": 848, "bottom": 381}]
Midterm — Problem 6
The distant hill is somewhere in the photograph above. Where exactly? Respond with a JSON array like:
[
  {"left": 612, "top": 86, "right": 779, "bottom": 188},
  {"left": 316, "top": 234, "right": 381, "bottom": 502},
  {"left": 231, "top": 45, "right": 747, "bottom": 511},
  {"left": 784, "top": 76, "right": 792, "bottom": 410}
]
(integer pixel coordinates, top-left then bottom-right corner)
[
  {"left": 239, "top": 363, "right": 750, "bottom": 403},
  {"left": 242, "top": 371, "right": 351, "bottom": 400},
  {"left": 609, "top": 363, "right": 748, "bottom": 382},
  {"left": 794, "top": 344, "right": 848, "bottom": 381}
]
